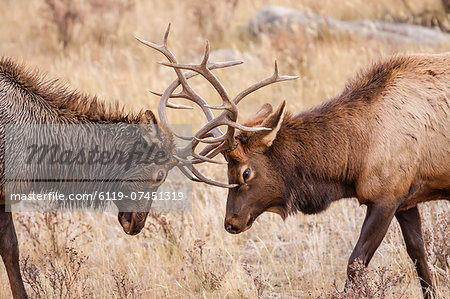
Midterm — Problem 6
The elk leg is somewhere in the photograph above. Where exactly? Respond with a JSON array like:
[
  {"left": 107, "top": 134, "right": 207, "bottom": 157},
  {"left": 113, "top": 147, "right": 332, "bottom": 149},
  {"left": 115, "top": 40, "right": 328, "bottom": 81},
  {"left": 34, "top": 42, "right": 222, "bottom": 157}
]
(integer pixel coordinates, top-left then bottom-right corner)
[
  {"left": 395, "top": 206, "right": 434, "bottom": 299},
  {"left": 0, "top": 208, "right": 27, "bottom": 299},
  {"left": 346, "top": 203, "right": 396, "bottom": 286}
]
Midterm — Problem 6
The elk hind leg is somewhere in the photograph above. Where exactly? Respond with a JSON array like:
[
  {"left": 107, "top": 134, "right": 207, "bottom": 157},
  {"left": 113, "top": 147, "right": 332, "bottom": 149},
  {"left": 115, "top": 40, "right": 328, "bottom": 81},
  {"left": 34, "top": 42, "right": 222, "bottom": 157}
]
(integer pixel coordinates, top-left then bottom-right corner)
[{"left": 396, "top": 206, "right": 434, "bottom": 299}]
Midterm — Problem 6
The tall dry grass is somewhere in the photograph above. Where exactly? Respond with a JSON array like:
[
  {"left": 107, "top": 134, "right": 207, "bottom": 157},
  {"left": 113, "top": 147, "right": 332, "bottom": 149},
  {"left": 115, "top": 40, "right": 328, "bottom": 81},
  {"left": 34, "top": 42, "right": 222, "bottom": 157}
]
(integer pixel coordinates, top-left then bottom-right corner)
[{"left": 0, "top": 0, "right": 449, "bottom": 298}]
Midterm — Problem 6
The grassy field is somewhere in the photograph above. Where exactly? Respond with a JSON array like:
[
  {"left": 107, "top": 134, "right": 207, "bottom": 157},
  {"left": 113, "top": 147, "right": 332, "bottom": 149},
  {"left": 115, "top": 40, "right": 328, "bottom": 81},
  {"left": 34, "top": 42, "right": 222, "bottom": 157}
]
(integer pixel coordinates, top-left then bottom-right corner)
[{"left": 0, "top": 0, "right": 449, "bottom": 298}]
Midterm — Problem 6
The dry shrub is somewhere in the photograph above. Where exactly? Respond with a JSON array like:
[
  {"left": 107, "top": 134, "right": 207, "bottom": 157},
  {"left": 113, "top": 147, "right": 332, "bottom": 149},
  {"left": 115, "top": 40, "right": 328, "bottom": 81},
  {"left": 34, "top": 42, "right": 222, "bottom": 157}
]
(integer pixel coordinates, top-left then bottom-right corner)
[
  {"left": 423, "top": 209, "right": 449, "bottom": 295},
  {"left": 21, "top": 246, "right": 89, "bottom": 298},
  {"left": 328, "top": 260, "right": 407, "bottom": 299},
  {"left": 20, "top": 257, "right": 45, "bottom": 299},
  {"left": 242, "top": 263, "right": 271, "bottom": 298},
  {"left": 444, "top": 0, "right": 450, "bottom": 11},
  {"left": 423, "top": 211, "right": 449, "bottom": 269},
  {"left": 42, "top": 0, "right": 82, "bottom": 48},
  {"left": 87, "top": 0, "right": 135, "bottom": 45},
  {"left": 144, "top": 214, "right": 229, "bottom": 294},
  {"left": 41, "top": 0, "right": 135, "bottom": 49},
  {"left": 15, "top": 212, "right": 92, "bottom": 257},
  {"left": 383, "top": 0, "right": 450, "bottom": 33},
  {"left": 190, "top": 0, "right": 239, "bottom": 45},
  {"left": 111, "top": 268, "right": 142, "bottom": 299},
  {"left": 183, "top": 239, "right": 226, "bottom": 292},
  {"left": 263, "top": 28, "right": 310, "bottom": 72},
  {"left": 16, "top": 213, "right": 92, "bottom": 298},
  {"left": 146, "top": 213, "right": 181, "bottom": 255}
]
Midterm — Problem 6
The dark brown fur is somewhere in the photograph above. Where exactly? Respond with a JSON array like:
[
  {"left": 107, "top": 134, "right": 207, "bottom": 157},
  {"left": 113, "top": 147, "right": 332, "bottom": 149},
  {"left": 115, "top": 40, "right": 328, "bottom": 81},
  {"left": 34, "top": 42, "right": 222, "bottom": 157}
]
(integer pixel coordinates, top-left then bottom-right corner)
[
  {"left": 224, "top": 53, "right": 449, "bottom": 298},
  {"left": 0, "top": 57, "right": 140, "bottom": 124},
  {"left": 0, "top": 57, "right": 176, "bottom": 298}
]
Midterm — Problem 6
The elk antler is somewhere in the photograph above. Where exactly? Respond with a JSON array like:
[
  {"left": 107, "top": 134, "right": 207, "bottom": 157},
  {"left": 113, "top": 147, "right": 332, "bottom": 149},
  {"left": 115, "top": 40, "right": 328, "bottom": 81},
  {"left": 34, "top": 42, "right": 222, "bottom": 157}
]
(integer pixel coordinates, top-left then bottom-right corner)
[{"left": 137, "top": 24, "right": 298, "bottom": 188}]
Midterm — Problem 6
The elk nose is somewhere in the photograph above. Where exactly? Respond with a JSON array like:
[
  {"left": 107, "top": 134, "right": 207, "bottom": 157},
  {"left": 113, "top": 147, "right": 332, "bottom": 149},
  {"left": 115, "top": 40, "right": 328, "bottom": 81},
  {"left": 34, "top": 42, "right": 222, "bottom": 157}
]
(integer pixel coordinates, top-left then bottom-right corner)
[{"left": 225, "top": 222, "right": 239, "bottom": 234}]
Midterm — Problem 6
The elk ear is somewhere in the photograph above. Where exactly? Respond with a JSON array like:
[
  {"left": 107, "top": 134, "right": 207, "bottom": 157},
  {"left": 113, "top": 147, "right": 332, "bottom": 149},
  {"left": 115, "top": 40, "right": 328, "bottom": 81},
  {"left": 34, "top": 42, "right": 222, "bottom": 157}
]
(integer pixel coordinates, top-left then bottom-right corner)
[
  {"left": 140, "top": 110, "right": 158, "bottom": 125},
  {"left": 140, "top": 110, "right": 160, "bottom": 145},
  {"left": 260, "top": 101, "right": 286, "bottom": 147},
  {"left": 254, "top": 103, "right": 273, "bottom": 119},
  {"left": 242, "top": 103, "right": 274, "bottom": 128}
]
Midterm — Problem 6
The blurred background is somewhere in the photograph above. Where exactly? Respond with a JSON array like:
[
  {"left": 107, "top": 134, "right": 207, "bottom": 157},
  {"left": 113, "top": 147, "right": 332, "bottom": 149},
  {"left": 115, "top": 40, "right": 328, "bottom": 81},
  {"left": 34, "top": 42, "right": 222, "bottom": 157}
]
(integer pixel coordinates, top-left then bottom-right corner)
[{"left": 0, "top": 0, "right": 449, "bottom": 298}]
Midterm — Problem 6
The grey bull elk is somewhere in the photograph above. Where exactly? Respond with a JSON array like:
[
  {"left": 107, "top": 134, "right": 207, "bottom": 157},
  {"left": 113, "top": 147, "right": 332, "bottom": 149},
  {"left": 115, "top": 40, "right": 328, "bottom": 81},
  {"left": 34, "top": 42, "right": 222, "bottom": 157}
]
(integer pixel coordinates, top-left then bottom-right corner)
[
  {"left": 152, "top": 41, "right": 449, "bottom": 299},
  {"left": 0, "top": 56, "right": 180, "bottom": 297}
]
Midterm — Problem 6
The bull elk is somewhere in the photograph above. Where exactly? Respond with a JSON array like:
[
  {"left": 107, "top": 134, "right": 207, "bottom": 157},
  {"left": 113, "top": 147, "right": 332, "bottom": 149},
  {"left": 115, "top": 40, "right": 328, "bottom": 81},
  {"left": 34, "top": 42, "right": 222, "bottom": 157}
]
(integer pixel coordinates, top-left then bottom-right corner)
[
  {"left": 0, "top": 56, "right": 181, "bottom": 297},
  {"left": 148, "top": 29, "right": 449, "bottom": 299}
]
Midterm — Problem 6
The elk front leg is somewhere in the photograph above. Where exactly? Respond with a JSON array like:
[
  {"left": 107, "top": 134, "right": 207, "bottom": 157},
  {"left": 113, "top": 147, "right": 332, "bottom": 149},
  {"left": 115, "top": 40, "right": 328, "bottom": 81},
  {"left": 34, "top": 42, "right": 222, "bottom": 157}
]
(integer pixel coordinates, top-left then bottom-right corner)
[
  {"left": 346, "top": 203, "right": 396, "bottom": 285},
  {"left": 0, "top": 208, "right": 27, "bottom": 299},
  {"left": 395, "top": 206, "right": 434, "bottom": 299}
]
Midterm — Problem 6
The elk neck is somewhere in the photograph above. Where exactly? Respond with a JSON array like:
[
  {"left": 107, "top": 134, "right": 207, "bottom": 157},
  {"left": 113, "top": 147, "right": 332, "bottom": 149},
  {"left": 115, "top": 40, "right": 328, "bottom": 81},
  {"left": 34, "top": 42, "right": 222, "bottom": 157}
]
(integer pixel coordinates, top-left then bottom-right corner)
[{"left": 268, "top": 99, "right": 370, "bottom": 215}]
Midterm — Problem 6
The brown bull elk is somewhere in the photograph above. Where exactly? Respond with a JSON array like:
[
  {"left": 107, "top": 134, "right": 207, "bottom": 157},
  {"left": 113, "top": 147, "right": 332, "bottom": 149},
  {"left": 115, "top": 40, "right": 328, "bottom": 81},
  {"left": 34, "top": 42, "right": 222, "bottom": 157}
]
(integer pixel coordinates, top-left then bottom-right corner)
[
  {"left": 148, "top": 29, "right": 449, "bottom": 299},
  {"left": 0, "top": 56, "right": 179, "bottom": 298}
]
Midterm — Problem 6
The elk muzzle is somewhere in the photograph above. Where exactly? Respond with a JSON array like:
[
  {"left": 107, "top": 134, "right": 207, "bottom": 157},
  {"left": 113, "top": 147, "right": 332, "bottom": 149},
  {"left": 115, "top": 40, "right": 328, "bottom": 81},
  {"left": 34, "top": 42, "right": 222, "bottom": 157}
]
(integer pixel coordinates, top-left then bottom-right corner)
[
  {"left": 224, "top": 213, "right": 255, "bottom": 234},
  {"left": 118, "top": 212, "right": 149, "bottom": 235}
]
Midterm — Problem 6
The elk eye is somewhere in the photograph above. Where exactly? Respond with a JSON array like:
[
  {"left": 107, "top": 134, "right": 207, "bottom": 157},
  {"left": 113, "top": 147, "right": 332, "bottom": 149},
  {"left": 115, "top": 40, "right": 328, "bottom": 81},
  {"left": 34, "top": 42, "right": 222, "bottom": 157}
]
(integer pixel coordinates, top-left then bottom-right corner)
[
  {"left": 156, "top": 170, "right": 165, "bottom": 183},
  {"left": 242, "top": 168, "right": 251, "bottom": 182}
]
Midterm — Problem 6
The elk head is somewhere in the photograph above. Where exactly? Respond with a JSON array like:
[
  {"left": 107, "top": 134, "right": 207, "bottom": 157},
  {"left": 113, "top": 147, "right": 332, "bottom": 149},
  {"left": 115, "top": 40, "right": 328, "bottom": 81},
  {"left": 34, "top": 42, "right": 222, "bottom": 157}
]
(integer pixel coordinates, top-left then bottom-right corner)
[
  {"left": 118, "top": 110, "right": 177, "bottom": 235},
  {"left": 137, "top": 24, "right": 297, "bottom": 234},
  {"left": 224, "top": 101, "right": 289, "bottom": 234}
]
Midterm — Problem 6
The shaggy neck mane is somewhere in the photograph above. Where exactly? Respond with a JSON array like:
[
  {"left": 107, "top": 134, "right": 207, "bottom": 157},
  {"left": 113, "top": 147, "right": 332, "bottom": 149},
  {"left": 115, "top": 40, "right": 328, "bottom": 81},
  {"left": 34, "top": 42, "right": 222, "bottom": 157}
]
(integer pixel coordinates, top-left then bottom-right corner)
[
  {"left": 0, "top": 57, "right": 141, "bottom": 124},
  {"left": 271, "top": 107, "right": 363, "bottom": 215}
]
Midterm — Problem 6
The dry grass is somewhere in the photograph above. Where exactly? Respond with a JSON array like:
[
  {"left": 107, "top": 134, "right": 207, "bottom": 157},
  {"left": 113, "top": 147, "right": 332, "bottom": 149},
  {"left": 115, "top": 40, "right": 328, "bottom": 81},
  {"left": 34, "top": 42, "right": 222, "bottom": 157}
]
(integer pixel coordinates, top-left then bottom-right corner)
[{"left": 0, "top": 0, "right": 449, "bottom": 298}]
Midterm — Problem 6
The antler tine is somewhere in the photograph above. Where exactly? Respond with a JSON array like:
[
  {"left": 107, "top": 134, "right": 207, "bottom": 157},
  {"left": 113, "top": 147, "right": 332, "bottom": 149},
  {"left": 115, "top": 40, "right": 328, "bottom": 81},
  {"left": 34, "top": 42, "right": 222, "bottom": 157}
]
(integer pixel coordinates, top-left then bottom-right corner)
[
  {"left": 159, "top": 40, "right": 238, "bottom": 114},
  {"left": 190, "top": 165, "right": 238, "bottom": 188},
  {"left": 175, "top": 153, "right": 224, "bottom": 166},
  {"left": 173, "top": 155, "right": 193, "bottom": 164},
  {"left": 149, "top": 62, "right": 242, "bottom": 100},
  {"left": 191, "top": 152, "right": 227, "bottom": 164},
  {"left": 135, "top": 23, "right": 172, "bottom": 61},
  {"left": 175, "top": 131, "right": 216, "bottom": 143},
  {"left": 137, "top": 25, "right": 220, "bottom": 135},
  {"left": 233, "top": 61, "right": 299, "bottom": 105},
  {"left": 177, "top": 164, "right": 202, "bottom": 183},
  {"left": 148, "top": 90, "right": 194, "bottom": 109},
  {"left": 203, "top": 104, "right": 230, "bottom": 110},
  {"left": 163, "top": 23, "right": 170, "bottom": 46},
  {"left": 193, "top": 141, "right": 228, "bottom": 164},
  {"left": 194, "top": 135, "right": 225, "bottom": 144},
  {"left": 153, "top": 65, "right": 240, "bottom": 127},
  {"left": 201, "top": 40, "right": 210, "bottom": 67},
  {"left": 173, "top": 133, "right": 193, "bottom": 141},
  {"left": 176, "top": 113, "right": 228, "bottom": 158},
  {"left": 166, "top": 102, "right": 194, "bottom": 110},
  {"left": 224, "top": 119, "right": 272, "bottom": 132},
  {"left": 177, "top": 164, "right": 236, "bottom": 188},
  {"left": 160, "top": 60, "right": 237, "bottom": 112}
]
